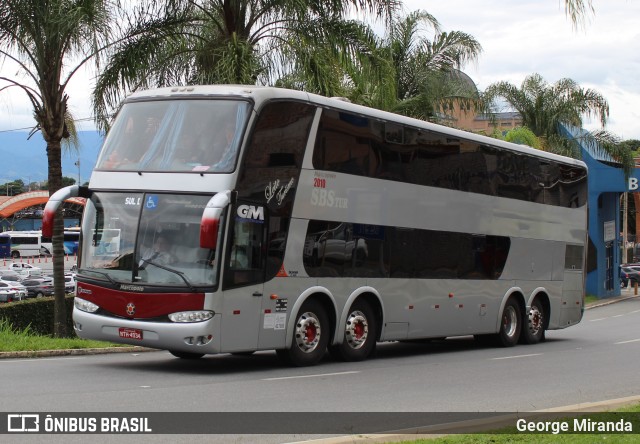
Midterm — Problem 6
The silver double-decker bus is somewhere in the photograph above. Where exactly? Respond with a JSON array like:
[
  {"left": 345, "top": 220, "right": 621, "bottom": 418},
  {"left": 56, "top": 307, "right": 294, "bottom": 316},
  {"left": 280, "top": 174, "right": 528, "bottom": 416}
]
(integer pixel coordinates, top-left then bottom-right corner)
[{"left": 43, "top": 85, "right": 587, "bottom": 366}]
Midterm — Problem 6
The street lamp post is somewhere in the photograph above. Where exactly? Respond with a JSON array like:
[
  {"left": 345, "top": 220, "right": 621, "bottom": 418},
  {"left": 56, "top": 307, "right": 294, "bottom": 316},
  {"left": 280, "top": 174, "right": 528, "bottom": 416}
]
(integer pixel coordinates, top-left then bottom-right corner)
[{"left": 74, "top": 159, "right": 81, "bottom": 185}]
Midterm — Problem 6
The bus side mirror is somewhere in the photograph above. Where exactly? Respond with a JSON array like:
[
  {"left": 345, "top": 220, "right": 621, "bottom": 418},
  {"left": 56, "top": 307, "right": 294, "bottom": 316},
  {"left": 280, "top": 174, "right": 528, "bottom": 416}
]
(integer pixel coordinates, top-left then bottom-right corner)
[
  {"left": 42, "top": 185, "right": 91, "bottom": 237},
  {"left": 200, "top": 191, "right": 231, "bottom": 250}
]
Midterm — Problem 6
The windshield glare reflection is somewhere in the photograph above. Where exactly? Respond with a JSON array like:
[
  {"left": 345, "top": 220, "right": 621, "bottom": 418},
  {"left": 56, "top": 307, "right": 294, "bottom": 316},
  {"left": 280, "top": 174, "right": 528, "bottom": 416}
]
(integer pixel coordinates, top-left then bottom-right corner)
[{"left": 96, "top": 99, "right": 250, "bottom": 173}]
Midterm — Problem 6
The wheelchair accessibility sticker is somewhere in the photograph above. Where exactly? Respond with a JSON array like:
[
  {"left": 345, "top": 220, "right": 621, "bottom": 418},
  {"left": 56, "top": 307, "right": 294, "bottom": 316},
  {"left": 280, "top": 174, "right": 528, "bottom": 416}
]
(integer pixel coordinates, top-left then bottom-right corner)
[{"left": 145, "top": 195, "right": 159, "bottom": 210}]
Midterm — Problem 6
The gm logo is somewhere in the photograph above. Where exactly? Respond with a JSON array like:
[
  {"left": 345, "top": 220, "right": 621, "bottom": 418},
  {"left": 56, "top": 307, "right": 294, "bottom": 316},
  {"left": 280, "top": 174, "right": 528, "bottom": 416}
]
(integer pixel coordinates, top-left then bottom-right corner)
[{"left": 237, "top": 205, "right": 264, "bottom": 221}]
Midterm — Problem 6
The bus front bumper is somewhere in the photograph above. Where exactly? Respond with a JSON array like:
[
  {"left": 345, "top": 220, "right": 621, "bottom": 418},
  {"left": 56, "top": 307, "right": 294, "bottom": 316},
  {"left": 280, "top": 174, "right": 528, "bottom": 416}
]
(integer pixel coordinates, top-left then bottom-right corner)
[{"left": 72, "top": 308, "right": 222, "bottom": 354}]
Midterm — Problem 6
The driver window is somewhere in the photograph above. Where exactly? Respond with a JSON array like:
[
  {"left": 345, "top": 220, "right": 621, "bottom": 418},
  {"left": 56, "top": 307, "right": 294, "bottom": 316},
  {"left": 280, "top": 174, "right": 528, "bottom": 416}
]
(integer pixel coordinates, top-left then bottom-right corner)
[{"left": 224, "top": 203, "right": 267, "bottom": 288}]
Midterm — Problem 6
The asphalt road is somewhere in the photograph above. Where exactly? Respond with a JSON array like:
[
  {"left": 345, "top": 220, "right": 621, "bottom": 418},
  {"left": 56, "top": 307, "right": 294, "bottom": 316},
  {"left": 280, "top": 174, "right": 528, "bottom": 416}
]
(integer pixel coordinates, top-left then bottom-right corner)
[{"left": 2, "top": 296, "right": 640, "bottom": 443}]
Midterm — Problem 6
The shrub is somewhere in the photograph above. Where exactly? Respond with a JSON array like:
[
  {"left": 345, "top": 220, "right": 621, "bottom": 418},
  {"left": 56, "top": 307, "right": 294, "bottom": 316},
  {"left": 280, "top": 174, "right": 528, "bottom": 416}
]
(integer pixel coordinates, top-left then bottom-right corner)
[{"left": 0, "top": 296, "right": 75, "bottom": 337}]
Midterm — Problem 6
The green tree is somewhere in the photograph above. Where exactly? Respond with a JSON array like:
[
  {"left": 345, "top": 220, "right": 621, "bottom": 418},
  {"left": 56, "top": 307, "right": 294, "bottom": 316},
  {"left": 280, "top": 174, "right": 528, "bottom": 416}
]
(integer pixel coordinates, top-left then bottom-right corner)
[
  {"left": 483, "top": 73, "right": 634, "bottom": 175},
  {"left": 239, "top": 8, "right": 482, "bottom": 127},
  {"left": 497, "top": 126, "right": 542, "bottom": 150},
  {"left": 0, "top": 0, "right": 116, "bottom": 336},
  {"left": 92, "top": 0, "right": 399, "bottom": 129}
]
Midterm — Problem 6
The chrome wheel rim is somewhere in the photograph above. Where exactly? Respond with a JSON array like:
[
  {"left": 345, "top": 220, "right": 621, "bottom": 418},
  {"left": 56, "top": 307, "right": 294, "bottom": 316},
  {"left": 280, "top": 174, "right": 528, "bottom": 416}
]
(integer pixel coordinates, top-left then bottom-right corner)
[
  {"left": 502, "top": 305, "right": 518, "bottom": 338},
  {"left": 528, "top": 305, "right": 543, "bottom": 336},
  {"left": 345, "top": 310, "right": 369, "bottom": 350},
  {"left": 294, "top": 311, "right": 322, "bottom": 353}
]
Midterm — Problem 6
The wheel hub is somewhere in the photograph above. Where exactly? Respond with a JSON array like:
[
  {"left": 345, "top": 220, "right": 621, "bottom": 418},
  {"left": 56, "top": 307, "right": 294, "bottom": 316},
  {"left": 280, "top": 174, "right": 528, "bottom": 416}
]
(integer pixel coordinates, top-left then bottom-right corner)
[
  {"left": 528, "top": 306, "right": 542, "bottom": 335},
  {"left": 295, "top": 312, "right": 321, "bottom": 353},
  {"left": 502, "top": 306, "right": 517, "bottom": 338},
  {"left": 345, "top": 311, "right": 368, "bottom": 349}
]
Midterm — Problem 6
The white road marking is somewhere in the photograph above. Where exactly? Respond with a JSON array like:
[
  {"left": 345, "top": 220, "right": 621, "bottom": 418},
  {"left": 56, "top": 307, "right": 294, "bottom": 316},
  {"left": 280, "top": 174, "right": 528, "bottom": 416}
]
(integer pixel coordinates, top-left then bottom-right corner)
[
  {"left": 491, "top": 353, "right": 542, "bottom": 360},
  {"left": 262, "top": 371, "right": 360, "bottom": 381},
  {"left": 615, "top": 338, "right": 640, "bottom": 345}
]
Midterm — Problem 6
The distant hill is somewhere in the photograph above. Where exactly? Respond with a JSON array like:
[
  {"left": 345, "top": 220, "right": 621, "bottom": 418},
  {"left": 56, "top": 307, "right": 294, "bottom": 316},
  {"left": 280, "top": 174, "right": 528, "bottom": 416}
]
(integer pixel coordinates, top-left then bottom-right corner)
[{"left": 0, "top": 131, "right": 103, "bottom": 185}]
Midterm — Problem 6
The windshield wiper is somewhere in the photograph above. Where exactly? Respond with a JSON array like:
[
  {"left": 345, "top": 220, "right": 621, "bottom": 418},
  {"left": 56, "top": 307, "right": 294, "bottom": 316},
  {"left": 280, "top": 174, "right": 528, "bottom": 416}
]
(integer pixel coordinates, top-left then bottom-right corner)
[
  {"left": 80, "top": 269, "right": 117, "bottom": 285},
  {"left": 138, "top": 259, "right": 197, "bottom": 291}
]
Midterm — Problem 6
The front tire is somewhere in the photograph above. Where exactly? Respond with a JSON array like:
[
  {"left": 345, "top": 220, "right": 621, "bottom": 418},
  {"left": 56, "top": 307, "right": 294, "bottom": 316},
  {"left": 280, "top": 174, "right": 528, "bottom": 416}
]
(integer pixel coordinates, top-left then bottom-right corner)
[
  {"left": 277, "top": 299, "right": 329, "bottom": 367},
  {"left": 329, "top": 300, "right": 376, "bottom": 361}
]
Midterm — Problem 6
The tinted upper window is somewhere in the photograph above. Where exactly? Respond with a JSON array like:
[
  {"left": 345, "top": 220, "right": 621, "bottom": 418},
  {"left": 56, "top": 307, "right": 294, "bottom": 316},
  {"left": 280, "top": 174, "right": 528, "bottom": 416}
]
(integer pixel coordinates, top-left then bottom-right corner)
[{"left": 313, "top": 108, "right": 587, "bottom": 208}]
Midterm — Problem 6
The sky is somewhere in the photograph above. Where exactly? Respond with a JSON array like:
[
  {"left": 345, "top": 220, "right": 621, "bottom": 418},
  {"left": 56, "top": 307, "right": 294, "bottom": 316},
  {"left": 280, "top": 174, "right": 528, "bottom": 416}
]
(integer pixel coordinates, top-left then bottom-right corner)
[
  {"left": 402, "top": 0, "right": 640, "bottom": 139},
  {"left": 0, "top": 0, "right": 639, "bottom": 139}
]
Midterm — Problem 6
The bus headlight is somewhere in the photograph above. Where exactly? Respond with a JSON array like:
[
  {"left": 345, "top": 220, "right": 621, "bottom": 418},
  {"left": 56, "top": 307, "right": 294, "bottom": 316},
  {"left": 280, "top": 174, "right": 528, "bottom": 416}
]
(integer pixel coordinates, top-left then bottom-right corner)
[
  {"left": 168, "top": 310, "right": 214, "bottom": 323},
  {"left": 75, "top": 297, "right": 99, "bottom": 313}
]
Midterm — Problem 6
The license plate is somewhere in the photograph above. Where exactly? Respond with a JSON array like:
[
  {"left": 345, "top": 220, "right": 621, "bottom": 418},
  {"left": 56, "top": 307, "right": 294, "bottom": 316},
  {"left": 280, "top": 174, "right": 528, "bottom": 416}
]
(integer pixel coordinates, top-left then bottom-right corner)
[{"left": 118, "top": 327, "right": 143, "bottom": 340}]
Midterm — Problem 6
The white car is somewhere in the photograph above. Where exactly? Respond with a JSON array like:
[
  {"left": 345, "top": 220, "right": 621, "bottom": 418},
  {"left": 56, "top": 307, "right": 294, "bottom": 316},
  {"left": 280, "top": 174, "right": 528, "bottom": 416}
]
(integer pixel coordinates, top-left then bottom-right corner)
[
  {"left": 0, "top": 281, "right": 19, "bottom": 303},
  {"left": 0, "top": 279, "right": 27, "bottom": 300},
  {"left": 9, "top": 263, "right": 42, "bottom": 277},
  {"left": 64, "top": 274, "right": 77, "bottom": 294}
]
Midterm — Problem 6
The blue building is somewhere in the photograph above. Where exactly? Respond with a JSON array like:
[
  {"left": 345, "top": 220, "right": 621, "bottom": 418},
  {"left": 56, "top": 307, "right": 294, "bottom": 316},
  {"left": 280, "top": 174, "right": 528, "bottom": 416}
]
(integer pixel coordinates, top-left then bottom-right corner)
[{"left": 564, "top": 125, "right": 638, "bottom": 298}]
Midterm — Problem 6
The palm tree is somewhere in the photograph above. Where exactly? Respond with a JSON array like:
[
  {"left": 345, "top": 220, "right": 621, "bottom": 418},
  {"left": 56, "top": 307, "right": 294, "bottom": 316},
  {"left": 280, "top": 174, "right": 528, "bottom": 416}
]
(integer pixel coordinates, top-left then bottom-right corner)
[
  {"left": 92, "top": 0, "right": 400, "bottom": 130},
  {"left": 564, "top": 0, "right": 594, "bottom": 28},
  {"left": 0, "top": 0, "right": 116, "bottom": 336},
  {"left": 483, "top": 73, "right": 634, "bottom": 174},
  {"left": 341, "top": 10, "right": 482, "bottom": 123}
]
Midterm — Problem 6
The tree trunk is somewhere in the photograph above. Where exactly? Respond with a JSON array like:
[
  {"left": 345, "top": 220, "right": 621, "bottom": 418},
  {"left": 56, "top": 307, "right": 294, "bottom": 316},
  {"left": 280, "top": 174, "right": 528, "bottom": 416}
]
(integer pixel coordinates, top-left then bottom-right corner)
[{"left": 46, "top": 137, "right": 68, "bottom": 337}]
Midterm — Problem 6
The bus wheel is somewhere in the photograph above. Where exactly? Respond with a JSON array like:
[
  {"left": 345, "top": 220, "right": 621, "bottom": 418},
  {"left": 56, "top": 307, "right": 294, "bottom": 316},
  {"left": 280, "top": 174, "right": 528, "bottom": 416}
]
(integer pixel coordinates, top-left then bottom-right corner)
[
  {"left": 496, "top": 299, "right": 521, "bottom": 347},
  {"left": 329, "top": 300, "right": 376, "bottom": 361},
  {"left": 169, "top": 351, "right": 204, "bottom": 359},
  {"left": 277, "top": 299, "right": 329, "bottom": 367},
  {"left": 11, "top": 251, "right": 19, "bottom": 259},
  {"left": 521, "top": 299, "right": 546, "bottom": 344}
]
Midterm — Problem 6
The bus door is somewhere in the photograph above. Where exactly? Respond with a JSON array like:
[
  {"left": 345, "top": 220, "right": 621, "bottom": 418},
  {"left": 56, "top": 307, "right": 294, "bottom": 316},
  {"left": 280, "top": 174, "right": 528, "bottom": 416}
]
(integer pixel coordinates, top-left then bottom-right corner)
[{"left": 219, "top": 202, "right": 268, "bottom": 352}]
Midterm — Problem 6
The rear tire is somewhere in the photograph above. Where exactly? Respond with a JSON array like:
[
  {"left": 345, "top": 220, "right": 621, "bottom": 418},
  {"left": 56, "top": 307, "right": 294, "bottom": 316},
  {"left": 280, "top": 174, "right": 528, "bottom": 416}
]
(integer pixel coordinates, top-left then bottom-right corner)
[
  {"left": 496, "top": 298, "right": 521, "bottom": 347},
  {"left": 521, "top": 298, "right": 546, "bottom": 344},
  {"left": 277, "top": 299, "right": 329, "bottom": 367},
  {"left": 329, "top": 300, "right": 376, "bottom": 361}
]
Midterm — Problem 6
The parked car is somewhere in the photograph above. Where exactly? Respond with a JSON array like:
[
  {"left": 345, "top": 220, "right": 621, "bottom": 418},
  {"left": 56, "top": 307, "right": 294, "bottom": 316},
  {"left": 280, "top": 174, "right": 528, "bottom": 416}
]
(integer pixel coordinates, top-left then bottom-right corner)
[
  {"left": 621, "top": 266, "right": 640, "bottom": 287},
  {"left": 9, "top": 263, "right": 42, "bottom": 277},
  {"left": 621, "top": 268, "right": 629, "bottom": 288},
  {"left": 0, "top": 269, "right": 23, "bottom": 282},
  {"left": 21, "top": 278, "right": 54, "bottom": 298},
  {"left": 0, "top": 279, "right": 27, "bottom": 300},
  {"left": 0, "top": 281, "right": 18, "bottom": 303},
  {"left": 64, "top": 274, "right": 77, "bottom": 294}
]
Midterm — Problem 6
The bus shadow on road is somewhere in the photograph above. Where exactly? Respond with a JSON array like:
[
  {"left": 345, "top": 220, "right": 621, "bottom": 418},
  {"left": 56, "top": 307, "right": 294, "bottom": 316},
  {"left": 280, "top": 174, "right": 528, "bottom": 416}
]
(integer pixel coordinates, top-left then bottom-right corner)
[{"left": 94, "top": 334, "right": 567, "bottom": 376}]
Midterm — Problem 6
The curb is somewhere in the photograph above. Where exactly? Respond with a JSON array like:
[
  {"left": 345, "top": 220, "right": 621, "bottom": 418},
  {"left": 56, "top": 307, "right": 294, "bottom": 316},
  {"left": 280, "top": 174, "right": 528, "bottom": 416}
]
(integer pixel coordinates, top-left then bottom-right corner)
[
  {"left": 0, "top": 346, "right": 157, "bottom": 359},
  {"left": 586, "top": 293, "right": 637, "bottom": 309}
]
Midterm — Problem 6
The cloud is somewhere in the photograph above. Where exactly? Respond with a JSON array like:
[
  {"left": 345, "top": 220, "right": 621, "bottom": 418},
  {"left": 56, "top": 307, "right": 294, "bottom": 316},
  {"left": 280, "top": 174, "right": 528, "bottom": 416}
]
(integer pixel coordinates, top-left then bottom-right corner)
[{"left": 403, "top": 0, "right": 640, "bottom": 138}]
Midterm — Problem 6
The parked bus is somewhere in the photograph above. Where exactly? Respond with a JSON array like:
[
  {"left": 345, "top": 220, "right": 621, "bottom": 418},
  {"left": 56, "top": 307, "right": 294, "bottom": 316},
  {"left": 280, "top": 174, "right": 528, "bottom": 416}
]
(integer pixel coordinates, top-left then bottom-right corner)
[
  {"left": 1, "top": 231, "right": 42, "bottom": 258},
  {"left": 43, "top": 86, "right": 588, "bottom": 366},
  {"left": 0, "top": 233, "right": 9, "bottom": 258},
  {"left": 63, "top": 228, "right": 80, "bottom": 256}
]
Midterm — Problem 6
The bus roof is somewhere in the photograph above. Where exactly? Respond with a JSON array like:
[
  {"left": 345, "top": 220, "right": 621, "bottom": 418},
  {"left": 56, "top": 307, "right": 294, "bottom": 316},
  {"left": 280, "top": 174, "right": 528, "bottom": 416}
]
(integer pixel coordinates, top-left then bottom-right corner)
[{"left": 124, "top": 85, "right": 586, "bottom": 169}]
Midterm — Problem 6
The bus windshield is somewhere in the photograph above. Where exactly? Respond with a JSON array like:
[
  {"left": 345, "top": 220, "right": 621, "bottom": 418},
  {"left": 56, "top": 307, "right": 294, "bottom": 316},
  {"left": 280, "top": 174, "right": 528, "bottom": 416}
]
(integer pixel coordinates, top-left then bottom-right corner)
[
  {"left": 96, "top": 99, "right": 251, "bottom": 173},
  {"left": 80, "top": 192, "right": 221, "bottom": 288}
]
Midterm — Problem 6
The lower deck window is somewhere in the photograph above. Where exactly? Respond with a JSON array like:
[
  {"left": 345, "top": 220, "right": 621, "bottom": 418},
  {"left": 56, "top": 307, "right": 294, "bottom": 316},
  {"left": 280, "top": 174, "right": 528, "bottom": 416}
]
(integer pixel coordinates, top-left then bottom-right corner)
[{"left": 303, "top": 220, "right": 510, "bottom": 279}]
